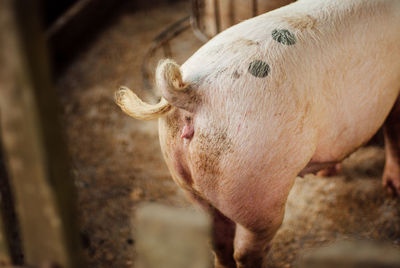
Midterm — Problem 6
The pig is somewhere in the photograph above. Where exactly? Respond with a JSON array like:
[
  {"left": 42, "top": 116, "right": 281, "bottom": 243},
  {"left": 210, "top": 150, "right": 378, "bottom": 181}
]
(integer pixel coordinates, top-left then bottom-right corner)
[{"left": 115, "top": 0, "right": 400, "bottom": 267}]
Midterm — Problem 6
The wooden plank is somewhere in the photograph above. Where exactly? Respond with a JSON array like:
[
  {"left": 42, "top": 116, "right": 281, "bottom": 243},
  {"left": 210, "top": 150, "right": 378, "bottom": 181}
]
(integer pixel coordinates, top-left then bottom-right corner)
[
  {"left": 298, "top": 240, "right": 400, "bottom": 268},
  {"left": 0, "top": 142, "right": 23, "bottom": 265},
  {"left": 45, "top": 0, "right": 121, "bottom": 73},
  {"left": 0, "top": 1, "right": 83, "bottom": 267},
  {"left": 135, "top": 203, "right": 212, "bottom": 268},
  {"left": 256, "top": 0, "right": 295, "bottom": 15},
  {"left": 0, "top": 213, "right": 11, "bottom": 266}
]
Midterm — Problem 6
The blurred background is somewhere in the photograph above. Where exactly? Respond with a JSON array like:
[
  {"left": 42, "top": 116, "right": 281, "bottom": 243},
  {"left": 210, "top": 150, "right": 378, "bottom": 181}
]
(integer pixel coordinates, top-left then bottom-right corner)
[{"left": 1, "top": 0, "right": 400, "bottom": 267}]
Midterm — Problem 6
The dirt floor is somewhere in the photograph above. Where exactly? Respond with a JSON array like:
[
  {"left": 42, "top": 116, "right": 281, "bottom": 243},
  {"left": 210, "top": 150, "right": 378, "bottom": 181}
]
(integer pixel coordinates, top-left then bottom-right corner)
[{"left": 56, "top": 1, "right": 400, "bottom": 267}]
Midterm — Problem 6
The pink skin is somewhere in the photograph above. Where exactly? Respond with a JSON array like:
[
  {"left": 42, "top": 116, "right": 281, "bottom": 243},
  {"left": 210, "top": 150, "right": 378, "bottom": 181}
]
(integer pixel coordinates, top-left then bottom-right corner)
[
  {"left": 181, "top": 124, "right": 194, "bottom": 139},
  {"left": 155, "top": 1, "right": 400, "bottom": 267},
  {"left": 383, "top": 96, "right": 400, "bottom": 197},
  {"left": 316, "top": 163, "right": 342, "bottom": 177}
]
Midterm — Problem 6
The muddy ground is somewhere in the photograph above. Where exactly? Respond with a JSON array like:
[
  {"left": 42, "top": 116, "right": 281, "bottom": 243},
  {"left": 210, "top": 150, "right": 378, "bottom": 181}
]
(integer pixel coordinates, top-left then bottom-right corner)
[{"left": 56, "top": 1, "right": 400, "bottom": 267}]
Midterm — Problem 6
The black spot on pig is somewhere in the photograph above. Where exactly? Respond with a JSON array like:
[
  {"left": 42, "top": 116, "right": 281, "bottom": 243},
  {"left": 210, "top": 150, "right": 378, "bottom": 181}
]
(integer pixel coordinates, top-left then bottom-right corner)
[
  {"left": 272, "top": 29, "right": 296, "bottom": 45},
  {"left": 248, "top": 60, "right": 270, "bottom": 78}
]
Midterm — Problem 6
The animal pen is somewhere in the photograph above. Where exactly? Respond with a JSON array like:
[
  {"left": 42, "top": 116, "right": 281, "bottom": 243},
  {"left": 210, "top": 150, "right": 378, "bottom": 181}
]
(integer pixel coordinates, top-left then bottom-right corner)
[{"left": 1, "top": 0, "right": 400, "bottom": 267}]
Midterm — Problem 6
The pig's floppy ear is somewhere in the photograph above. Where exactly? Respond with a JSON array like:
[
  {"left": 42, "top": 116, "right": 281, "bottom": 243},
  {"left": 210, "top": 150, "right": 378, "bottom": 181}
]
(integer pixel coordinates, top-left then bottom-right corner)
[{"left": 156, "top": 59, "right": 197, "bottom": 112}]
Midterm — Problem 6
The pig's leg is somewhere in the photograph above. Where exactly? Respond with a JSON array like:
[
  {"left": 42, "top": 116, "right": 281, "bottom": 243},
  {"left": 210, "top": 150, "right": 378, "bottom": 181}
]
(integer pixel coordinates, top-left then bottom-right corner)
[
  {"left": 228, "top": 182, "right": 290, "bottom": 268},
  {"left": 233, "top": 213, "right": 284, "bottom": 268},
  {"left": 316, "top": 163, "right": 342, "bottom": 177},
  {"left": 210, "top": 209, "right": 236, "bottom": 268},
  {"left": 383, "top": 95, "right": 400, "bottom": 196},
  {"left": 189, "top": 194, "right": 236, "bottom": 268}
]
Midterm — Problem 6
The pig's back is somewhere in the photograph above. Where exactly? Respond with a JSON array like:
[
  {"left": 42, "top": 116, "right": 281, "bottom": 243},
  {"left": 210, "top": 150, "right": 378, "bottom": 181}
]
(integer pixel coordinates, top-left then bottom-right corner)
[
  {"left": 182, "top": 0, "right": 400, "bottom": 162},
  {"left": 300, "top": 0, "right": 400, "bottom": 161}
]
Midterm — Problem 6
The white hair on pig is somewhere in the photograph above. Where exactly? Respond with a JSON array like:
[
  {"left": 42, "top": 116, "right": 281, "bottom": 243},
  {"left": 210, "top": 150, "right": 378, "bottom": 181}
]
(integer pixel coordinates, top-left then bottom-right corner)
[{"left": 114, "top": 59, "right": 192, "bottom": 120}]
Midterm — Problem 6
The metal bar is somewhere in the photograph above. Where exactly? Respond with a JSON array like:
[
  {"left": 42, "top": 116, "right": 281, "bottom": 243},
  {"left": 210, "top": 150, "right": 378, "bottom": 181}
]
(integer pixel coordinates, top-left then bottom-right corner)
[
  {"left": 45, "top": 0, "right": 93, "bottom": 38},
  {"left": 0, "top": 1, "right": 83, "bottom": 267}
]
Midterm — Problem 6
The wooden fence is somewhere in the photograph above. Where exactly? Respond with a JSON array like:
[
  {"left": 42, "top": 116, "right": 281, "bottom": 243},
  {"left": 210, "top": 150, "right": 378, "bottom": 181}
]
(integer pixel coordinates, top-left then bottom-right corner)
[{"left": 0, "top": 1, "right": 83, "bottom": 267}]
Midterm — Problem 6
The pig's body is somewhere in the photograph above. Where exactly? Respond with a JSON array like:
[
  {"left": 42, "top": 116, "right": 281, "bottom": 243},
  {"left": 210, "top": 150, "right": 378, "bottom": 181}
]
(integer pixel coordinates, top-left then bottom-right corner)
[{"left": 116, "top": 0, "right": 400, "bottom": 267}]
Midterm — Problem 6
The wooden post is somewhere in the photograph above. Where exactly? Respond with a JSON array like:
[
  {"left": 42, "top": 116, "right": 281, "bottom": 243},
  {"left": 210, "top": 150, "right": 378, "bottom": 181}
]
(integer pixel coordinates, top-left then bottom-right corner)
[
  {"left": 0, "top": 215, "right": 11, "bottom": 266},
  {"left": 298, "top": 240, "right": 400, "bottom": 268},
  {"left": 0, "top": 141, "right": 23, "bottom": 265},
  {"left": 256, "top": 0, "right": 294, "bottom": 15},
  {"left": 0, "top": 1, "right": 83, "bottom": 267},
  {"left": 135, "top": 203, "right": 212, "bottom": 268},
  {"left": 192, "top": 0, "right": 295, "bottom": 40}
]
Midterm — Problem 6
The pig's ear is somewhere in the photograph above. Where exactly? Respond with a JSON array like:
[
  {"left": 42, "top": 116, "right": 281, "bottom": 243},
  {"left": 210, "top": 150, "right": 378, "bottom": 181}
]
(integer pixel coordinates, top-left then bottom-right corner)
[{"left": 156, "top": 59, "right": 198, "bottom": 112}]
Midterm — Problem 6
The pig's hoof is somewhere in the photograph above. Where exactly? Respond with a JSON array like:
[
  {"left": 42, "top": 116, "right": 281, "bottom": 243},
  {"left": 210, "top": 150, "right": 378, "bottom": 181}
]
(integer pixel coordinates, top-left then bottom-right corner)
[
  {"left": 383, "top": 172, "right": 400, "bottom": 197},
  {"left": 317, "top": 163, "right": 342, "bottom": 177}
]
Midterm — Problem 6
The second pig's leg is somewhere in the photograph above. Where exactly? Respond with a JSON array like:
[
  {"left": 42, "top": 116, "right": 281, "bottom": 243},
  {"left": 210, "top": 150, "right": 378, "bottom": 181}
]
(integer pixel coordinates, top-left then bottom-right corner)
[
  {"left": 226, "top": 176, "right": 294, "bottom": 268},
  {"left": 211, "top": 209, "right": 236, "bottom": 268},
  {"left": 383, "top": 95, "right": 400, "bottom": 196},
  {"left": 189, "top": 194, "right": 236, "bottom": 268},
  {"left": 232, "top": 205, "right": 285, "bottom": 268}
]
